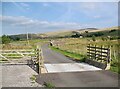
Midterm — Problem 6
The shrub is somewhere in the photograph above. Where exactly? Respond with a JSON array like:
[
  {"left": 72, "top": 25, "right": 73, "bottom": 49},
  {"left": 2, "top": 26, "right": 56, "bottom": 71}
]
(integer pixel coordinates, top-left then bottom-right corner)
[
  {"left": 101, "top": 37, "right": 108, "bottom": 41},
  {"left": 30, "top": 75, "right": 36, "bottom": 81},
  {"left": 44, "top": 82, "right": 55, "bottom": 88},
  {"left": 109, "top": 36, "right": 118, "bottom": 40},
  {"left": 2, "top": 35, "right": 11, "bottom": 44},
  {"left": 9, "top": 36, "right": 20, "bottom": 41},
  {"left": 92, "top": 35, "right": 96, "bottom": 41},
  {"left": 85, "top": 31, "right": 88, "bottom": 33},
  {"left": 93, "top": 32, "right": 104, "bottom": 37},
  {"left": 109, "top": 29, "right": 117, "bottom": 33},
  {"left": 71, "top": 33, "right": 82, "bottom": 38}
]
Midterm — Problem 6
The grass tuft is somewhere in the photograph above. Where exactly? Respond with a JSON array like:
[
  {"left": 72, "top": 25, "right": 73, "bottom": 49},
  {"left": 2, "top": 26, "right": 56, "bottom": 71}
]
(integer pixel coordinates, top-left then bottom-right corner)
[
  {"left": 43, "top": 82, "right": 55, "bottom": 88},
  {"left": 30, "top": 75, "right": 36, "bottom": 83}
]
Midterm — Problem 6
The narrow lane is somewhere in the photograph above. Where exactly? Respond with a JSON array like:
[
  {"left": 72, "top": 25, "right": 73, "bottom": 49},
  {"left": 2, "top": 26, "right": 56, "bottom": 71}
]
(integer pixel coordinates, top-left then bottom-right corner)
[
  {"left": 41, "top": 44, "right": 102, "bottom": 73},
  {"left": 42, "top": 44, "right": 75, "bottom": 63}
]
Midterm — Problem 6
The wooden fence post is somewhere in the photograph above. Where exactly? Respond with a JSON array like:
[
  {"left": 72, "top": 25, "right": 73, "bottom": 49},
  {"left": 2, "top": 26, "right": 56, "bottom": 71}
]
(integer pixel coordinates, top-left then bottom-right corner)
[
  {"left": 37, "top": 46, "right": 45, "bottom": 74},
  {"left": 95, "top": 45, "right": 96, "bottom": 61},
  {"left": 89, "top": 44, "right": 90, "bottom": 59},
  {"left": 105, "top": 47, "right": 111, "bottom": 70},
  {"left": 101, "top": 45, "right": 103, "bottom": 62}
]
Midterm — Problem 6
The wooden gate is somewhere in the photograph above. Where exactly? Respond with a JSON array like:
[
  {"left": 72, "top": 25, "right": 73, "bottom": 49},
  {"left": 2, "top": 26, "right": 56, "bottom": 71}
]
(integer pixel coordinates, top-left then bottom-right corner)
[
  {"left": 86, "top": 44, "right": 111, "bottom": 70},
  {"left": 28, "top": 46, "right": 44, "bottom": 74}
]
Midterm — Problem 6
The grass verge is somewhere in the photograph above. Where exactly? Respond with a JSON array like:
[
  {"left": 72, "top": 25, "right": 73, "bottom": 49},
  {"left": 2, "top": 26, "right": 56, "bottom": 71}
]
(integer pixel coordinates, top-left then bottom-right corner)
[
  {"left": 49, "top": 46, "right": 86, "bottom": 62},
  {"left": 110, "top": 66, "right": 119, "bottom": 74}
]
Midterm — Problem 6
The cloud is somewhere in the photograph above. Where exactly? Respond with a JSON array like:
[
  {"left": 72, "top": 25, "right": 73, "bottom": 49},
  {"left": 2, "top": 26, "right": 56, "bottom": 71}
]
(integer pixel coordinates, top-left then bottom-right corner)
[
  {"left": 11, "top": 2, "right": 30, "bottom": 12},
  {"left": 1, "top": 15, "right": 81, "bottom": 32},
  {"left": 81, "top": 2, "right": 97, "bottom": 10},
  {"left": 20, "top": 3, "right": 29, "bottom": 7},
  {"left": 43, "top": 3, "right": 50, "bottom": 7},
  {"left": 93, "top": 15, "right": 101, "bottom": 19},
  {"left": 1, "top": 16, "right": 31, "bottom": 25},
  {"left": 76, "top": 2, "right": 117, "bottom": 20},
  {"left": 20, "top": 3, "right": 30, "bottom": 10}
]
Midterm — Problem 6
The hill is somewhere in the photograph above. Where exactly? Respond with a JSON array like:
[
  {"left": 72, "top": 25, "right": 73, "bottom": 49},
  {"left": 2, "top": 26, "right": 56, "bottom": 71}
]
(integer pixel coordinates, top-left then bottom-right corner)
[
  {"left": 8, "top": 26, "right": 119, "bottom": 40},
  {"left": 43, "top": 26, "right": 119, "bottom": 38}
]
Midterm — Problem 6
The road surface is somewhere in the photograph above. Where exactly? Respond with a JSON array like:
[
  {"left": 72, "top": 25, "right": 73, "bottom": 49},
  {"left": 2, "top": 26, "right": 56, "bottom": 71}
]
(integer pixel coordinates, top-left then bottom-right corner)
[
  {"left": 1, "top": 64, "right": 42, "bottom": 87},
  {"left": 36, "top": 44, "right": 118, "bottom": 87},
  {"left": 42, "top": 44, "right": 75, "bottom": 63}
]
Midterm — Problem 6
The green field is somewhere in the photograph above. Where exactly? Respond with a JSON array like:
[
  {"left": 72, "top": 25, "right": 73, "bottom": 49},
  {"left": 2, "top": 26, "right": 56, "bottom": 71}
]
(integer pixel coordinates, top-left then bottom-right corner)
[{"left": 51, "top": 38, "right": 119, "bottom": 73}]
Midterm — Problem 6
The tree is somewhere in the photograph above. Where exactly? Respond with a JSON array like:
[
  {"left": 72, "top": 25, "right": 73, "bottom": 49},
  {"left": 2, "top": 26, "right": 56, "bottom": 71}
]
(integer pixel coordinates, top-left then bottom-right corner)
[
  {"left": 109, "top": 29, "right": 117, "bottom": 33},
  {"left": 93, "top": 32, "right": 104, "bottom": 37},
  {"left": 15, "top": 37, "right": 20, "bottom": 41},
  {"left": 71, "top": 32, "right": 82, "bottom": 38},
  {"left": 101, "top": 37, "right": 105, "bottom": 41},
  {"left": 92, "top": 35, "right": 96, "bottom": 41},
  {"left": 85, "top": 31, "right": 88, "bottom": 33},
  {"left": 2, "top": 35, "right": 11, "bottom": 44},
  {"left": 9, "top": 36, "right": 20, "bottom": 41}
]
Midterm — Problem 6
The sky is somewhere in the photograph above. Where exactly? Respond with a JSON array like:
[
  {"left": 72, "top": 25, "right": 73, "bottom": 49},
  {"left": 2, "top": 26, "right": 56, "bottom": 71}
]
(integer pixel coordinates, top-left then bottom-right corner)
[{"left": 0, "top": 1, "right": 118, "bottom": 35}]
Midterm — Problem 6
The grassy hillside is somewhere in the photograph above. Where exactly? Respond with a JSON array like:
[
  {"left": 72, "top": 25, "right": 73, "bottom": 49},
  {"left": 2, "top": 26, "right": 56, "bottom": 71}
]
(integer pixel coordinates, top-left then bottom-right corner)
[
  {"left": 45, "top": 31, "right": 74, "bottom": 38},
  {"left": 81, "top": 26, "right": 119, "bottom": 33},
  {"left": 82, "top": 29, "right": 120, "bottom": 37},
  {"left": 7, "top": 26, "right": 119, "bottom": 39}
]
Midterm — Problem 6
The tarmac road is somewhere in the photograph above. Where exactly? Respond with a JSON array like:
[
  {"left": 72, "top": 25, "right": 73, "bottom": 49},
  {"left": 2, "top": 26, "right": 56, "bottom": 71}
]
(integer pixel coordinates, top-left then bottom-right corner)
[
  {"left": 36, "top": 44, "right": 119, "bottom": 87},
  {"left": 42, "top": 44, "right": 76, "bottom": 63},
  {"left": 36, "top": 70, "right": 118, "bottom": 87}
]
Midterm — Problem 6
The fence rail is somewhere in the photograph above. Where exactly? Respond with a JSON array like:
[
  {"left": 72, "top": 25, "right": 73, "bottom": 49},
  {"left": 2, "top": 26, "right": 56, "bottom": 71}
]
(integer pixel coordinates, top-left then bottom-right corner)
[
  {"left": 0, "top": 49, "right": 34, "bottom": 51},
  {"left": 0, "top": 47, "right": 44, "bottom": 74},
  {"left": 0, "top": 49, "right": 35, "bottom": 62},
  {"left": 86, "top": 44, "right": 111, "bottom": 70}
]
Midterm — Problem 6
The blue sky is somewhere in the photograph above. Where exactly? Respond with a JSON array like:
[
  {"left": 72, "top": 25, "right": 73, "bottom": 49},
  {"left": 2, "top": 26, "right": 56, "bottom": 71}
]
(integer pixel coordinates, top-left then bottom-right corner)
[{"left": 1, "top": 2, "right": 118, "bottom": 35}]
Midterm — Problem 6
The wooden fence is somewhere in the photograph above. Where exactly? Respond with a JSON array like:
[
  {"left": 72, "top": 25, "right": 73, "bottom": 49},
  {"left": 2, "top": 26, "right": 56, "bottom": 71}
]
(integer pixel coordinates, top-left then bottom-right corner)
[
  {"left": 86, "top": 44, "right": 111, "bottom": 70},
  {"left": 29, "top": 46, "right": 44, "bottom": 74}
]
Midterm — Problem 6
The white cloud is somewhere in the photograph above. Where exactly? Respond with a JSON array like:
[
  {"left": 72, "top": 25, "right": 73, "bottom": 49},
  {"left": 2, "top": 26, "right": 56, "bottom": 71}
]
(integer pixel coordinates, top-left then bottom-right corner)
[
  {"left": 11, "top": 2, "right": 30, "bottom": 12},
  {"left": 20, "top": 3, "right": 30, "bottom": 10},
  {"left": 93, "top": 15, "right": 101, "bottom": 18},
  {"left": 43, "top": 3, "right": 50, "bottom": 7},
  {"left": 1, "top": 16, "right": 30, "bottom": 25},
  {"left": 81, "top": 2, "right": 97, "bottom": 10},
  {"left": 78, "top": 2, "right": 117, "bottom": 20},
  {"left": 1, "top": 15, "right": 81, "bottom": 31},
  {"left": 20, "top": 3, "right": 29, "bottom": 7}
]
